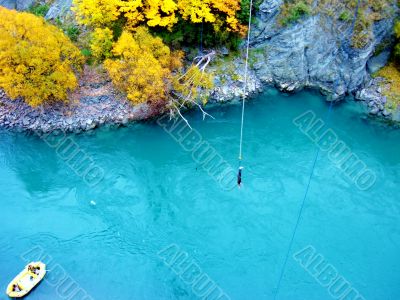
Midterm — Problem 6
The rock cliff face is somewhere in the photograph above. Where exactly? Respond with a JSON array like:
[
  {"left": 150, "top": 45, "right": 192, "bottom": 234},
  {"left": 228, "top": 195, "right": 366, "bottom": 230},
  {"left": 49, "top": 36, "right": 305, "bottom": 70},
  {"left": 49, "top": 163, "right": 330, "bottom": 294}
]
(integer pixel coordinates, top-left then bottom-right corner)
[
  {"left": 45, "top": 0, "right": 73, "bottom": 20},
  {"left": 210, "top": 0, "right": 399, "bottom": 121},
  {"left": 217, "top": 0, "right": 396, "bottom": 98},
  {"left": 0, "top": 0, "right": 35, "bottom": 10},
  {"left": 0, "top": 0, "right": 72, "bottom": 19}
]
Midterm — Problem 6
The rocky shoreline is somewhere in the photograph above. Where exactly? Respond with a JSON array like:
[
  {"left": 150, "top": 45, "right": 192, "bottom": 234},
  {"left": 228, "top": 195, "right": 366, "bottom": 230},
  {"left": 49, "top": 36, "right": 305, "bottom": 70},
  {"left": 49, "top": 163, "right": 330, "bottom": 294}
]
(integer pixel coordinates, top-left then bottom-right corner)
[
  {"left": 1, "top": 0, "right": 400, "bottom": 133},
  {"left": 0, "top": 54, "right": 399, "bottom": 133},
  {"left": 0, "top": 66, "right": 157, "bottom": 134},
  {"left": 1, "top": 73, "right": 398, "bottom": 135},
  {"left": 0, "top": 91, "right": 155, "bottom": 134},
  {"left": 356, "top": 77, "right": 400, "bottom": 122}
]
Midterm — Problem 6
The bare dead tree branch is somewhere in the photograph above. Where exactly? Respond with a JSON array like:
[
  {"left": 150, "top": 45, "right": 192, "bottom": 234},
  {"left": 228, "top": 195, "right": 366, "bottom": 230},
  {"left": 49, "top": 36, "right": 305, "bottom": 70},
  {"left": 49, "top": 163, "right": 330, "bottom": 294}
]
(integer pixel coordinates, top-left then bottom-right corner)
[
  {"left": 171, "top": 102, "right": 192, "bottom": 129},
  {"left": 177, "top": 51, "right": 216, "bottom": 81},
  {"left": 167, "top": 51, "right": 216, "bottom": 124}
]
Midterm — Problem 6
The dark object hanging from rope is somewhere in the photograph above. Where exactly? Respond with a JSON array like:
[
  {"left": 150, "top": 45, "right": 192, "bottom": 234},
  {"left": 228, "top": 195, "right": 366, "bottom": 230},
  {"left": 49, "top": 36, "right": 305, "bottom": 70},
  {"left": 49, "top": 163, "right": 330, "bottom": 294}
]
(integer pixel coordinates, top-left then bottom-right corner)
[
  {"left": 237, "top": 0, "right": 254, "bottom": 188},
  {"left": 237, "top": 166, "right": 244, "bottom": 188}
]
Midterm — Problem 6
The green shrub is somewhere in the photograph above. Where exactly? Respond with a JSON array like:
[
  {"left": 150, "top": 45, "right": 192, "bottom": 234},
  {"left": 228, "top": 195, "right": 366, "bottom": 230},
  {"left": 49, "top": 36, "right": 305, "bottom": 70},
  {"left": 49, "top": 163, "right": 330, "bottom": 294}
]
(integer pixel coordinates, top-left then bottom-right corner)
[
  {"left": 339, "top": 10, "right": 352, "bottom": 22},
  {"left": 280, "top": 1, "right": 311, "bottom": 26},
  {"left": 152, "top": 19, "right": 242, "bottom": 51},
  {"left": 111, "top": 18, "right": 125, "bottom": 40},
  {"left": 81, "top": 48, "right": 94, "bottom": 65},
  {"left": 28, "top": 4, "right": 50, "bottom": 17},
  {"left": 81, "top": 48, "right": 91, "bottom": 57},
  {"left": 65, "top": 25, "right": 80, "bottom": 42},
  {"left": 237, "top": 0, "right": 263, "bottom": 24}
]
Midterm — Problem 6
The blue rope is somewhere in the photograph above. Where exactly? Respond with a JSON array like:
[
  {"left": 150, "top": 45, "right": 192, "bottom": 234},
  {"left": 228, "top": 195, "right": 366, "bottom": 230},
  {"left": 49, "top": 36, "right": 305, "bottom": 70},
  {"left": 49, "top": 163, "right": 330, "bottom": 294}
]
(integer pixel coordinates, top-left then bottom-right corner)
[
  {"left": 273, "top": 101, "right": 334, "bottom": 300},
  {"left": 273, "top": 1, "right": 361, "bottom": 297}
]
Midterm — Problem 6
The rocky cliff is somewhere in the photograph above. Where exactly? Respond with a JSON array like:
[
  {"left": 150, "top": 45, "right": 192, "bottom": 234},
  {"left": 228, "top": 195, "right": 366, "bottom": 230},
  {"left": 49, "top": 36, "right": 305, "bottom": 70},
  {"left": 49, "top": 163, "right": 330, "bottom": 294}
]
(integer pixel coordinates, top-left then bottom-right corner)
[
  {"left": 0, "top": 0, "right": 72, "bottom": 19},
  {"left": 1, "top": 0, "right": 399, "bottom": 133},
  {"left": 211, "top": 0, "right": 399, "bottom": 121},
  {"left": 219, "top": 0, "right": 397, "bottom": 96},
  {"left": 252, "top": 0, "right": 395, "bottom": 95}
]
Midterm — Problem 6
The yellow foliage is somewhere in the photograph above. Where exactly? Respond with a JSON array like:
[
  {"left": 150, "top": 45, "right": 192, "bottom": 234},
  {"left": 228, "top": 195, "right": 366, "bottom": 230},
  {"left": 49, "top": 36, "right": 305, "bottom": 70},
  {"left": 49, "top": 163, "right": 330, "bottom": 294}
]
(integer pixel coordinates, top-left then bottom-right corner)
[
  {"left": 177, "top": 0, "right": 215, "bottom": 23},
  {"left": 133, "top": 26, "right": 183, "bottom": 69},
  {"left": 105, "top": 27, "right": 213, "bottom": 106},
  {"left": 173, "top": 65, "right": 214, "bottom": 104},
  {"left": 74, "top": 0, "right": 178, "bottom": 29},
  {"left": 118, "top": 0, "right": 145, "bottom": 29},
  {"left": 210, "top": 0, "right": 242, "bottom": 32},
  {"left": 90, "top": 27, "right": 114, "bottom": 60},
  {"left": 177, "top": 0, "right": 242, "bottom": 32},
  {"left": 0, "top": 7, "right": 83, "bottom": 107},
  {"left": 104, "top": 27, "right": 183, "bottom": 105},
  {"left": 144, "top": 0, "right": 178, "bottom": 29},
  {"left": 376, "top": 63, "right": 400, "bottom": 110},
  {"left": 72, "top": 0, "right": 120, "bottom": 27},
  {"left": 73, "top": 0, "right": 242, "bottom": 32}
]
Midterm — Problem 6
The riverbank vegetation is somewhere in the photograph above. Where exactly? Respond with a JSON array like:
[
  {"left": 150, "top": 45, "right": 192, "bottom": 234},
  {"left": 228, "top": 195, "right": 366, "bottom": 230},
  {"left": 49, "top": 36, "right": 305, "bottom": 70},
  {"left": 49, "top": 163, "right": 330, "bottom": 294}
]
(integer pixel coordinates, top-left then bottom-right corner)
[
  {"left": 374, "top": 21, "right": 400, "bottom": 111},
  {"left": 0, "top": 7, "right": 83, "bottom": 107},
  {"left": 0, "top": 0, "right": 399, "bottom": 122},
  {"left": 72, "top": 0, "right": 250, "bottom": 52},
  {"left": 103, "top": 27, "right": 212, "bottom": 108},
  {"left": 0, "top": 0, "right": 253, "bottom": 116},
  {"left": 376, "top": 64, "right": 400, "bottom": 110}
]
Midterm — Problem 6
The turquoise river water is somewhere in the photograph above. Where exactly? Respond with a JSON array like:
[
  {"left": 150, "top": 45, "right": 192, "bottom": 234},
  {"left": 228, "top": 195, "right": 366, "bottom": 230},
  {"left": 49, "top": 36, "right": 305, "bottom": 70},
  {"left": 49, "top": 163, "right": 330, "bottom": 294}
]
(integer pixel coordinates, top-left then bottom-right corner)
[{"left": 0, "top": 89, "right": 399, "bottom": 300}]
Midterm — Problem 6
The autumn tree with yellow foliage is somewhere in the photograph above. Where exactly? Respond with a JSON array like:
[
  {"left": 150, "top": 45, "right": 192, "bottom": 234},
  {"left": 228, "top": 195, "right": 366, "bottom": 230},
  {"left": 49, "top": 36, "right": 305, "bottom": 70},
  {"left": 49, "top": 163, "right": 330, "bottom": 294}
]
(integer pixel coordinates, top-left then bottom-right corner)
[
  {"left": 104, "top": 27, "right": 213, "bottom": 114},
  {"left": 90, "top": 28, "right": 114, "bottom": 61},
  {"left": 72, "top": 0, "right": 120, "bottom": 27},
  {"left": 144, "top": 0, "right": 178, "bottom": 29},
  {"left": 73, "top": 0, "right": 220, "bottom": 119},
  {"left": 177, "top": 0, "right": 244, "bottom": 32},
  {"left": 0, "top": 7, "right": 83, "bottom": 107},
  {"left": 104, "top": 28, "right": 180, "bottom": 105},
  {"left": 73, "top": 0, "right": 243, "bottom": 32}
]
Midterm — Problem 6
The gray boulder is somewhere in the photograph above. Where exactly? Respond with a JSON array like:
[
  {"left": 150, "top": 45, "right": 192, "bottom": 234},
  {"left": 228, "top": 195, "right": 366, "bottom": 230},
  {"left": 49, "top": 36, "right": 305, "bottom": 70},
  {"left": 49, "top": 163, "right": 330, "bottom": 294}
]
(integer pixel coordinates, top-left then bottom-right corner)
[{"left": 45, "top": 0, "right": 72, "bottom": 19}]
